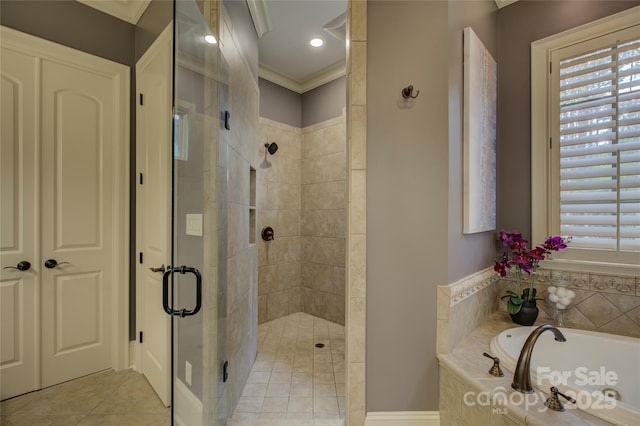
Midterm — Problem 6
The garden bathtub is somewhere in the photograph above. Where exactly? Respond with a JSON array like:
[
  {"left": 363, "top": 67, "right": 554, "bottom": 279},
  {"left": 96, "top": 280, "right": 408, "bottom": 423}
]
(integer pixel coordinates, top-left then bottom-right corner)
[{"left": 490, "top": 326, "right": 640, "bottom": 425}]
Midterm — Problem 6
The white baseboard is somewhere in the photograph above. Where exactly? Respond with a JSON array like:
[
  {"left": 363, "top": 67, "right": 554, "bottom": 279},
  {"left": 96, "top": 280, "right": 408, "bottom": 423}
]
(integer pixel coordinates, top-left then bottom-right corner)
[
  {"left": 174, "top": 378, "right": 203, "bottom": 426},
  {"left": 365, "top": 411, "right": 440, "bottom": 426}
]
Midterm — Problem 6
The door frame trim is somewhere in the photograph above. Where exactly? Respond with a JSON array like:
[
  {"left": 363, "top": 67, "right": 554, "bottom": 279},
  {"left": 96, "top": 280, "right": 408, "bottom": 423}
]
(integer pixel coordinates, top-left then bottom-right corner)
[{"left": 0, "top": 25, "right": 130, "bottom": 376}]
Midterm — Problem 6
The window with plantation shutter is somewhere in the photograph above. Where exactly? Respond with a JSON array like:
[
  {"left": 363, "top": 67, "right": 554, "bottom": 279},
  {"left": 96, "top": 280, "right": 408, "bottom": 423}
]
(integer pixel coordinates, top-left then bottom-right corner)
[
  {"left": 546, "top": 23, "right": 640, "bottom": 265},
  {"left": 532, "top": 11, "right": 640, "bottom": 270}
]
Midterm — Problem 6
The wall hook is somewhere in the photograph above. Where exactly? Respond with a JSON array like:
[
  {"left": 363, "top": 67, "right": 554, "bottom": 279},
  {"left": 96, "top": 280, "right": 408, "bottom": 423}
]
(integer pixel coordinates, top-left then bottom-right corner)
[{"left": 401, "top": 85, "right": 420, "bottom": 100}]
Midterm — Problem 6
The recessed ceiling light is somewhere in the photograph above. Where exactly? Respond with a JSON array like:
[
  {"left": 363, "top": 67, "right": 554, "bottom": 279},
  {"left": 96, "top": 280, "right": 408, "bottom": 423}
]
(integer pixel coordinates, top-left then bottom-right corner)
[
  {"left": 204, "top": 35, "right": 217, "bottom": 44},
  {"left": 310, "top": 38, "right": 324, "bottom": 48}
]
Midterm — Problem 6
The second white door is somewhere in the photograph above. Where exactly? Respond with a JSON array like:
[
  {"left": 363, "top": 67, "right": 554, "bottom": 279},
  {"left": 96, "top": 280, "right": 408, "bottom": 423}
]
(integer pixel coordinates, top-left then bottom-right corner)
[{"left": 136, "top": 24, "right": 173, "bottom": 407}]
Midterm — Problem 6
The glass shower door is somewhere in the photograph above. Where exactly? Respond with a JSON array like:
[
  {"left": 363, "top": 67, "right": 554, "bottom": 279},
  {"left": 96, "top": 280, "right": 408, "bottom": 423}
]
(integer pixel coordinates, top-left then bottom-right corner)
[{"left": 169, "top": 1, "right": 228, "bottom": 424}]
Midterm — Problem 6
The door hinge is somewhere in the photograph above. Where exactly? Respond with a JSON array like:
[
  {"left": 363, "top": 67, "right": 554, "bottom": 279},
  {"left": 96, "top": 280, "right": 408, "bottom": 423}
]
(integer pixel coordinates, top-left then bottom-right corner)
[
  {"left": 139, "top": 331, "right": 143, "bottom": 343},
  {"left": 139, "top": 93, "right": 144, "bottom": 105},
  {"left": 139, "top": 252, "right": 143, "bottom": 264},
  {"left": 550, "top": 137, "right": 552, "bottom": 149},
  {"left": 222, "top": 360, "right": 229, "bottom": 383},
  {"left": 139, "top": 173, "right": 143, "bottom": 185}
]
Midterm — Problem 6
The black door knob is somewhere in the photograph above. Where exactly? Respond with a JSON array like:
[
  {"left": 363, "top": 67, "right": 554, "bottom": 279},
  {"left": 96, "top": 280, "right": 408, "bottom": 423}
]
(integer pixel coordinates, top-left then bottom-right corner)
[
  {"left": 3, "top": 261, "right": 31, "bottom": 271},
  {"left": 44, "top": 259, "right": 70, "bottom": 269}
]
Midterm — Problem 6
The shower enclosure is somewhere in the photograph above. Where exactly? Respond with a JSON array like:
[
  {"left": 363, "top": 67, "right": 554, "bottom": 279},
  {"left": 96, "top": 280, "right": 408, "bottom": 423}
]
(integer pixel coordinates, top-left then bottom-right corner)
[
  {"left": 168, "top": 1, "right": 228, "bottom": 424},
  {"left": 168, "top": 1, "right": 349, "bottom": 424}
]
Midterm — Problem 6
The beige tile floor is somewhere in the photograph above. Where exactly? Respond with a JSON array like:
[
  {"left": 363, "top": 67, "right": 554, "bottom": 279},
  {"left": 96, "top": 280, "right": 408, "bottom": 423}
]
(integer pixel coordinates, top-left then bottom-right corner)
[
  {"left": 229, "top": 312, "right": 345, "bottom": 426},
  {"left": 0, "top": 369, "right": 169, "bottom": 426},
  {"left": 1, "top": 313, "right": 344, "bottom": 426}
]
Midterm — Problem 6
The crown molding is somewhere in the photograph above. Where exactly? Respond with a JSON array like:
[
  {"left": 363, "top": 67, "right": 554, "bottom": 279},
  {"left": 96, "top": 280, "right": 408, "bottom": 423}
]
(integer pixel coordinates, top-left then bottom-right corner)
[
  {"left": 259, "top": 60, "right": 346, "bottom": 94},
  {"left": 247, "top": 0, "right": 271, "bottom": 38},
  {"left": 76, "top": 0, "right": 151, "bottom": 24},
  {"left": 323, "top": 11, "right": 347, "bottom": 41},
  {"left": 494, "top": 0, "right": 519, "bottom": 9}
]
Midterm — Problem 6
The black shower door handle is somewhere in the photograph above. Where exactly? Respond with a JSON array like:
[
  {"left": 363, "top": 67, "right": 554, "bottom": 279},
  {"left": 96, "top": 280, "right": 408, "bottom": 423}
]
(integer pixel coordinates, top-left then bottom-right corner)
[{"left": 162, "top": 266, "right": 202, "bottom": 317}]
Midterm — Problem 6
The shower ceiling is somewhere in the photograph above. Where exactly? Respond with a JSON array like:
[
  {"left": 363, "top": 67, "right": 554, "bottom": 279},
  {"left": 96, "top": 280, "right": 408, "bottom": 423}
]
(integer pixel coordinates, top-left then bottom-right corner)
[{"left": 254, "top": 0, "right": 348, "bottom": 93}]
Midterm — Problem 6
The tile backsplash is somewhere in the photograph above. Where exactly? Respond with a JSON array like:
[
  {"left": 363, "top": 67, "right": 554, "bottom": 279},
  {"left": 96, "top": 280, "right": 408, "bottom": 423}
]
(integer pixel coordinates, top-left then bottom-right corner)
[
  {"left": 519, "top": 268, "right": 640, "bottom": 338},
  {"left": 437, "top": 268, "right": 500, "bottom": 354},
  {"left": 438, "top": 266, "right": 640, "bottom": 354}
]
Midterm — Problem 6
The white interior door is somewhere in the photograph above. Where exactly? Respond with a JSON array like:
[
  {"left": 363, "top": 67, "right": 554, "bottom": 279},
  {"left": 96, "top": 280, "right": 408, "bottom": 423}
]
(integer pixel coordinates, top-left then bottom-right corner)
[
  {"left": 39, "top": 52, "right": 117, "bottom": 388},
  {"left": 0, "top": 26, "right": 129, "bottom": 397},
  {"left": 0, "top": 44, "right": 39, "bottom": 400},
  {"left": 136, "top": 24, "right": 172, "bottom": 406}
]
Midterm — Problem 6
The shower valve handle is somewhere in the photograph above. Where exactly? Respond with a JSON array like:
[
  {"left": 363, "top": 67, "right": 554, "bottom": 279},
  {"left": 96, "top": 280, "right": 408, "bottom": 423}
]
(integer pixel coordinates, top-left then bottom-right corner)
[{"left": 261, "top": 227, "right": 275, "bottom": 241}]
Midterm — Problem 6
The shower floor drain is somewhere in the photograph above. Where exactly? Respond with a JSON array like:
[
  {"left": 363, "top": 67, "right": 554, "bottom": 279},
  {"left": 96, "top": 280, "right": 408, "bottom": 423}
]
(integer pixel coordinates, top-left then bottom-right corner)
[{"left": 315, "top": 343, "right": 325, "bottom": 348}]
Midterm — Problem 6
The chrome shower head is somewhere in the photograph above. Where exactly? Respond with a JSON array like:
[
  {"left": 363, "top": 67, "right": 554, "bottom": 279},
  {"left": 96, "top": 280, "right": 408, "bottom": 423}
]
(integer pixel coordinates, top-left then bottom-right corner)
[{"left": 265, "top": 142, "right": 278, "bottom": 155}]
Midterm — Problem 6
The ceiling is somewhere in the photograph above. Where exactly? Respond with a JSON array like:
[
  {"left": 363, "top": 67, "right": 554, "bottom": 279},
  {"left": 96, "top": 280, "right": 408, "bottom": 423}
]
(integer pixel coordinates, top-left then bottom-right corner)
[
  {"left": 77, "top": 0, "right": 520, "bottom": 93},
  {"left": 251, "top": 0, "right": 348, "bottom": 93},
  {"left": 76, "top": 0, "right": 151, "bottom": 24}
]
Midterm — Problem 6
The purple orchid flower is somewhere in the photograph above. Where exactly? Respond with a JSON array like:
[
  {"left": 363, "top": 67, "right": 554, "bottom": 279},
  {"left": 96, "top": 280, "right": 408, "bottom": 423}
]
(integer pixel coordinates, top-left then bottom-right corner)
[
  {"left": 495, "top": 230, "right": 570, "bottom": 276},
  {"left": 499, "top": 230, "right": 528, "bottom": 250},
  {"left": 543, "top": 236, "right": 568, "bottom": 251}
]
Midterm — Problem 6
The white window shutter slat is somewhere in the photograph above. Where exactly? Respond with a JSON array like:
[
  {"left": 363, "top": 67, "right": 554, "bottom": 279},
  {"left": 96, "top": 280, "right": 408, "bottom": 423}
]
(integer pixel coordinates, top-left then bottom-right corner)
[{"left": 555, "top": 33, "right": 640, "bottom": 253}]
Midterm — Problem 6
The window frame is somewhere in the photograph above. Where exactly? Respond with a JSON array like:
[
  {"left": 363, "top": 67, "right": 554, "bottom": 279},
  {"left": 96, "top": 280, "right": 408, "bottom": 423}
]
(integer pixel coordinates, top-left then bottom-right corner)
[{"left": 531, "top": 6, "right": 640, "bottom": 275}]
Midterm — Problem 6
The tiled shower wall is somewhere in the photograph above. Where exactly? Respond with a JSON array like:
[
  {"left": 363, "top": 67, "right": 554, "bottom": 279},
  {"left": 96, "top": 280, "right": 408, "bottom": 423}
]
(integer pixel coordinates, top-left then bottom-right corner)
[
  {"left": 219, "top": 6, "right": 260, "bottom": 416},
  {"left": 257, "top": 115, "right": 347, "bottom": 325},
  {"left": 301, "top": 115, "right": 347, "bottom": 325},
  {"left": 257, "top": 118, "right": 302, "bottom": 323}
]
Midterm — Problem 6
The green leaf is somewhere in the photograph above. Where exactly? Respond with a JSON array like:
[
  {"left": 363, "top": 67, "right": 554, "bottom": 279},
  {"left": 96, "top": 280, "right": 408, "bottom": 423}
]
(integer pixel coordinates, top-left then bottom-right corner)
[
  {"left": 507, "top": 299, "right": 523, "bottom": 315},
  {"left": 521, "top": 287, "right": 538, "bottom": 302}
]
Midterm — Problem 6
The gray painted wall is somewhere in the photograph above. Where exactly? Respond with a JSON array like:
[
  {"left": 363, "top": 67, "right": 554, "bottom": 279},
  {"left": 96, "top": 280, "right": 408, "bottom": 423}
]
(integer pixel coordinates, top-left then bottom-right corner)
[
  {"left": 302, "top": 76, "right": 346, "bottom": 127},
  {"left": 0, "top": 0, "right": 135, "bottom": 65},
  {"left": 497, "top": 0, "right": 640, "bottom": 236},
  {"left": 135, "top": 0, "right": 173, "bottom": 61},
  {"left": 259, "top": 77, "right": 347, "bottom": 128},
  {"left": 366, "top": 0, "right": 639, "bottom": 413},
  {"left": 447, "top": 1, "right": 499, "bottom": 283},
  {"left": 367, "top": 0, "right": 449, "bottom": 412},
  {"left": 259, "top": 78, "right": 302, "bottom": 127}
]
